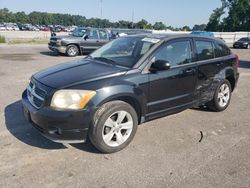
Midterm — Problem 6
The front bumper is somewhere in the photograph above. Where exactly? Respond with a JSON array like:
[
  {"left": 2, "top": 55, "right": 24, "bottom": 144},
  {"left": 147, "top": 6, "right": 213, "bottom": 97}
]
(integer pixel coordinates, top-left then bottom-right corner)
[
  {"left": 48, "top": 44, "right": 66, "bottom": 54},
  {"left": 233, "top": 43, "right": 248, "bottom": 49},
  {"left": 22, "top": 90, "right": 91, "bottom": 143}
]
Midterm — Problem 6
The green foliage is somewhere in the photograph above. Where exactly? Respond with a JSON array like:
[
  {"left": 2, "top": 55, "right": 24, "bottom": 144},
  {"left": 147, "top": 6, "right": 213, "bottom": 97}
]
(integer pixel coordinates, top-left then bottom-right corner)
[
  {"left": 0, "top": 35, "right": 6, "bottom": 43},
  {"left": 0, "top": 8, "right": 181, "bottom": 30},
  {"left": 206, "top": 0, "right": 250, "bottom": 31},
  {"left": 182, "top": 25, "right": 191, "bottom": 31},
  {"left": 153, "top": 22, "right": 166, "bottom": 30},
  {"left": 192, "top": 24, "right": 207, "bottom": 31}
]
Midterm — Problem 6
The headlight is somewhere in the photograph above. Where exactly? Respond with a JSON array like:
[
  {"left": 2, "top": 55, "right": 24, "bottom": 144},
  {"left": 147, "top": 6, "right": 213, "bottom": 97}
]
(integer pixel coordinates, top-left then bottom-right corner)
[
  {"left": 51, "top": 90, "right": 96, "bottom": 110},
  {"left": 56, "top": 40, "right": 62, "bottom": 45}
]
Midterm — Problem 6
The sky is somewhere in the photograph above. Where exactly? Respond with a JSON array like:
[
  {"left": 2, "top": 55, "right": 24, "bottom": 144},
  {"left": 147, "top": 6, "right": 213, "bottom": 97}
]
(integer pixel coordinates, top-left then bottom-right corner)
[{"left": 0, "top": 0, "right": 222, "bottom": 27}]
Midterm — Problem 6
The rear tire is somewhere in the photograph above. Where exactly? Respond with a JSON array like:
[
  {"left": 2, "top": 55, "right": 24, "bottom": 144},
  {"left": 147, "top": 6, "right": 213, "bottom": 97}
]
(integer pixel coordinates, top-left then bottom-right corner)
[
  {"left": 247, "top": 44, "right": 250, "bottom": 49},
  {"left": 207, "top": 80, "right": 232, "bottom": 112},
  {"left": 66, "top": 45, "right": 79, "bottom": 57},
  {"left": 89, "top": 101, "right": 138, "bottom": 153}
]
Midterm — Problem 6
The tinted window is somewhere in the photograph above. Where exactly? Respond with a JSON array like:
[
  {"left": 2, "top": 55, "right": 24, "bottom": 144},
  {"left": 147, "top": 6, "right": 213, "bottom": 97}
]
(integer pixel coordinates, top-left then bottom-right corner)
[
  {"left": 154, "top": 40, "right": 192, "bottom": 66},
  {"left": 214, "top": 42, "right": 230, "bottom": 57},
  {"left": 195, "top": 41, "right": 214, "bottom": 61},
  {"left": 71, "top": 28, "right": 86, "bottom": 37},
  {"left": 239, "top": 37, "right": 249, "bottom": 42},
  {"left": 99, "top": 30, "right": 108, "bottom": 39},
  {"left": 87, "top": 29, "right": 99, "bottom": 39}
]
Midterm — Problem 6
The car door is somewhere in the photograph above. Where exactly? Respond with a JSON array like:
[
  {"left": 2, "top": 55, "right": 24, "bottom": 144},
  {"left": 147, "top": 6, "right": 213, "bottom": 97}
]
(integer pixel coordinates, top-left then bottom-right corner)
[
  {"left": 81, "top": 29, "right": 100, "bottom": 53},
  {"left": 147, "top": 39, "right": 197, "bottom": 118},
  {"left": 98, "top": 29, "right": 109, "bottom": 46},
  {"left": 193, "top": 39, "right": 223, "bottom": 104}
]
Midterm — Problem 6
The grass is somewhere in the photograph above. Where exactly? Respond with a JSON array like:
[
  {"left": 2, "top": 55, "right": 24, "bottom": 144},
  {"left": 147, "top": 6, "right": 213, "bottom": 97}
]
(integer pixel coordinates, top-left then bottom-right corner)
[
  {"left": 0, "top": 35, "right": 6, "bottom": 43},
  {"left": 8, "top": 38, "right": 49, "bottom": 45}
]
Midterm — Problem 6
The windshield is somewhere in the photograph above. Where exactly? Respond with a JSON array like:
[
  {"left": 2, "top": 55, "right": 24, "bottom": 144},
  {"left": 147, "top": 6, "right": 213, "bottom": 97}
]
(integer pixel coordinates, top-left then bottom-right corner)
[
  {"left": 239, "top": 38, "right": 249, "bottom": 42},
  {"left": 89, "top": 37, "right": 159, "bottom": 68},
  {"left": 71, "top": 28, "right": 87, "bottom": 37}
]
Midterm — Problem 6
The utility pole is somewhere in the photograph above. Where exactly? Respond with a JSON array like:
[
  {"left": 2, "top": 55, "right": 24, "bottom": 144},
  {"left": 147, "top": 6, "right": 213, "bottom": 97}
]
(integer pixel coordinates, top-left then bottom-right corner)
[
  {"left": 132, "top": 10, "right": 134, "bottom": 29},
  {"left": 100, "top": 0, "right": 103, "bottom": 19}
]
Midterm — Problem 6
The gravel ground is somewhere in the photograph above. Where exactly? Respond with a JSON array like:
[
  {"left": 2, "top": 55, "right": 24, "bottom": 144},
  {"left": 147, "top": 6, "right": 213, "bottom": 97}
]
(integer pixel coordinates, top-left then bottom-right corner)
[{"left": 0, "top": 45, "right": 250, "bottom": 188}]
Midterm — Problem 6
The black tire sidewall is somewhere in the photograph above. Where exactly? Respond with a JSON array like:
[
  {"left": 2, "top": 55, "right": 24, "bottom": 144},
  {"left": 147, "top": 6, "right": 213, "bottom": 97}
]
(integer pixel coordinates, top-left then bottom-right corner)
[
  {"left": 66, "top": 45, "right": 79, "bottom": 57},
  {"left": 89, "top": 101, "right": 138, "bottom": 153},
  {"left": 213, "top": 80, "right": 232, "bottom": 111}
]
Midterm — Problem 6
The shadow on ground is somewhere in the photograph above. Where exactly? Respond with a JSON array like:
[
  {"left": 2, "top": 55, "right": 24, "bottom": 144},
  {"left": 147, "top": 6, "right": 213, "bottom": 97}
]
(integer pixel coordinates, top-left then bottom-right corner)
[
  {"left": 239, "top": 60, "right": 250, "bottom": 69},
  {"left": 4, "top": 100, "right": 101, "bottom": 153},
  {"left": 40, "top": 51, "right": 62, "bottom": 57},
  {"left": 4, "top": 100, "right": 66, "bottom": 150}
]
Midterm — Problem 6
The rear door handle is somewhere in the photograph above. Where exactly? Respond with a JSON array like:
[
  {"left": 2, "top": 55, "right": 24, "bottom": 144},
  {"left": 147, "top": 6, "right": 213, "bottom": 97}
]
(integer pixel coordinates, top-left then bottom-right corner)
[
  {"left": 216, "top": 62, "right": 223, "bottom": 66},
  {"left": 185, "top": 68, "right": 195, "bottom": 73}
]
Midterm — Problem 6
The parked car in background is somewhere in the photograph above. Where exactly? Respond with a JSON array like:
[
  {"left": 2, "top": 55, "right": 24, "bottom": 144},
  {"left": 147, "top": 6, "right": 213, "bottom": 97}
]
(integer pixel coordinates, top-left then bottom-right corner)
[
  {"left": 23, "top": 34, "right": 239, "bottom": 153},
  {"left": 191, "top": 31, "right": 214, "bottom": 37},
  {"left": 48, "top": 27, "right": 110, "bottom": 56},
  {"left": 0, "top": 24, "right": 5, "bottom": 30},
  {"left": 233, "top": 37, "right": 250, "bottom": 49}
]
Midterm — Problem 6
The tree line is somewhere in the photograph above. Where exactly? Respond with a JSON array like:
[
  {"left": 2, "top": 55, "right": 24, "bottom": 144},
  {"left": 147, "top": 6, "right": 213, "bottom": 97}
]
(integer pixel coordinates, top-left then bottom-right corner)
[
  {"left": 1, "top": 0, "right": 249, "bottom": 32},
  {"left": 206, "top": 0, "right": 250, "bottom": 31},
  {"left": 0, "top": 8, "right": 194, "bottom": 31}
]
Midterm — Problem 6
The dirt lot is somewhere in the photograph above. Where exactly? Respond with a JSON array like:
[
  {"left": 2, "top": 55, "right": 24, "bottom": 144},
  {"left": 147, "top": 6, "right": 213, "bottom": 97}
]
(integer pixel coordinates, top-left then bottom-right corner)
[{"left": 0, "top": 44, "right": 250, "bottom": 188}]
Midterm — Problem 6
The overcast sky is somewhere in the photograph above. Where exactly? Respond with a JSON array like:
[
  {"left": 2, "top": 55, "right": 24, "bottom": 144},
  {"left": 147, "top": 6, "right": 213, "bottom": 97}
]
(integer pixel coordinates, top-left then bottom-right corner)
[{"left": 0, "top": 0, "right": 222, "bottom": 27}]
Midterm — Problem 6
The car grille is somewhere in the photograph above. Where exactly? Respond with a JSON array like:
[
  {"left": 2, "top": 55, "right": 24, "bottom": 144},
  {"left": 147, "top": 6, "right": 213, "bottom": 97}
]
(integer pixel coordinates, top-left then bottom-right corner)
[{"left": 27, "top": 81, "right": 47, "bottom": 109}]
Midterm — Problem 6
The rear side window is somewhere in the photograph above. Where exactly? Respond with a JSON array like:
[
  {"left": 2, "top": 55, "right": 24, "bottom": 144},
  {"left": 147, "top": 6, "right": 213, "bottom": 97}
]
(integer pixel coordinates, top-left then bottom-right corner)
[
  {"left": 214, "top": 42, "right": 230, "bottom": 57},
  {"left": 154, "top": 40, "right": 192, "bottom": 66},
  {"left": 99, "top": 30, "right": 108, "bottom": 39},
  {"left": 195, "top": 40, "right": 214, "bottom": 61}
]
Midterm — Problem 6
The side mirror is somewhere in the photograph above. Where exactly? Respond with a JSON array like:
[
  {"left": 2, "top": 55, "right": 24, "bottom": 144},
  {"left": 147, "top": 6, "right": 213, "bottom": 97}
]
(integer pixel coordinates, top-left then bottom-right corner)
[
  {"left": 84, "top": 35, "right": 89, "bottom": 40},
  {"left": 151, "top": 59, "right": 171, "bottom": 71}
]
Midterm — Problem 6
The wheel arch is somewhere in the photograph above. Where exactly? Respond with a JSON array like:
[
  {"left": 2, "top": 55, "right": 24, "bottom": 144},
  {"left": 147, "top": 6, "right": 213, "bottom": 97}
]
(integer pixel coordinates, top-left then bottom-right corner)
[{"left": 66, "top": 43, "right": 81, "bottom": 55}]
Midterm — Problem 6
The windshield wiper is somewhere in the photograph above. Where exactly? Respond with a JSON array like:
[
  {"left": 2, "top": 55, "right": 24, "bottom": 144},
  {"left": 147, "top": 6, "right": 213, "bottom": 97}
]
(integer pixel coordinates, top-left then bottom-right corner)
[{"left": 93, "top": 57, "right": 116, "bottom": 65}]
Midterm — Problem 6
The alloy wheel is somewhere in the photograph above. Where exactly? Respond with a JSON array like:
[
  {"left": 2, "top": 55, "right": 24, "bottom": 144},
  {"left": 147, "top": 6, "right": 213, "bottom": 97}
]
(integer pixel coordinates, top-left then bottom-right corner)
[
  {"left": 217, "top": 83, "right": 230, "bottom": 107},
  {"left": 102, "top": 110, "right": 133, "bottom": 147}
]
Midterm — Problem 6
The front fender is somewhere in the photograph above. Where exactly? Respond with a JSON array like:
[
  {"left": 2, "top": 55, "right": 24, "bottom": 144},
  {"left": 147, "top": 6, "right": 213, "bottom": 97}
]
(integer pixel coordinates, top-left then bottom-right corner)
[{"left": 90, "top": 84, "right": 148, "bottom": 122}]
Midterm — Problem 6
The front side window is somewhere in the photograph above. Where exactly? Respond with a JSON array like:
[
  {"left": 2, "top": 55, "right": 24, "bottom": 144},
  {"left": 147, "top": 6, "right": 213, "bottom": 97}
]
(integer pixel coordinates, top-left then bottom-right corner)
[
  {"left": 71, "top": 28, "right": 87, "bottom": 37},
  {"left": 153, "top": 40, "right": 192, "bottom": 67},
  {"left": 195, "top": 40, "right": 214, "bottom": 61}
]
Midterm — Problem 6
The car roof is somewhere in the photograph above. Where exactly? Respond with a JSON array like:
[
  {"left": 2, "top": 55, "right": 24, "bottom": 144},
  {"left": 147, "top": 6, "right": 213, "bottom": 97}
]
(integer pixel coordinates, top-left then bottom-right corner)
[
  {"left": 125, "top": 33, "right": 219, "bottom": 42},
  {"left": 125, "top": 33, "right": 216, "bottom": 40}
]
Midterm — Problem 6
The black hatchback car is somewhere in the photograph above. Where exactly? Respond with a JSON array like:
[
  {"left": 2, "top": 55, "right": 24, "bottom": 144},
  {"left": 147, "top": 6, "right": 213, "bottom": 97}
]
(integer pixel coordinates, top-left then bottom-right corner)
[
  {"left": 233, "top": 37, "right": 250, "bottom": 49},
  {"left": 22, "top": 34, "right": 239, "bottom": 153}
]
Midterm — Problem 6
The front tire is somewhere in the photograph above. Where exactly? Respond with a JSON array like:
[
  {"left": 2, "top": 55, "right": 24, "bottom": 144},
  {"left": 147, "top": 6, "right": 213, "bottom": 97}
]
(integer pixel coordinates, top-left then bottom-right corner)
[
  {"left": 247, "top": 44, "right": 250, "bottom": 49},
  {"left": 66, "top": 45, "right": 79, "bottom": 57},
  {"left": 89, "top": 101, "right": 138, "bottom": 153},
  {"left": 207, "top": 80, "right": 232, "bottom": 112}
]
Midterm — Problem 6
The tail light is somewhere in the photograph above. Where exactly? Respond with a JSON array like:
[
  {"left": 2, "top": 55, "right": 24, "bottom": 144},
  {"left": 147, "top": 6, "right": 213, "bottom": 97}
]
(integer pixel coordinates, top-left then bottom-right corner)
[{"left": 235, "top": 54, "right": 239, "bottom": 67}]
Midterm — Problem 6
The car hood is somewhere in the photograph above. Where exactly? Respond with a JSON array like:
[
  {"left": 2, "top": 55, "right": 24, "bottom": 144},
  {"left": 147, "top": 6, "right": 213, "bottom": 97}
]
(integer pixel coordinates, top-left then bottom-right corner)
[{"left": 33, "top": 59, "right": 128, "bottom": 89}]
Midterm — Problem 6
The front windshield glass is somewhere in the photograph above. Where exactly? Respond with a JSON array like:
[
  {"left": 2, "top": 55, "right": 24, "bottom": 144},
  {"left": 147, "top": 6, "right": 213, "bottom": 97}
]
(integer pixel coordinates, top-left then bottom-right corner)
[
  {"left": 71, "top": 28, "right": 87, "bottom": 37},
  {"left": 239, "top": 38, "right": 249, "bottom": 41},
  {"left": 89, "top": 37, "right": 159, "bottom": 68}
]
